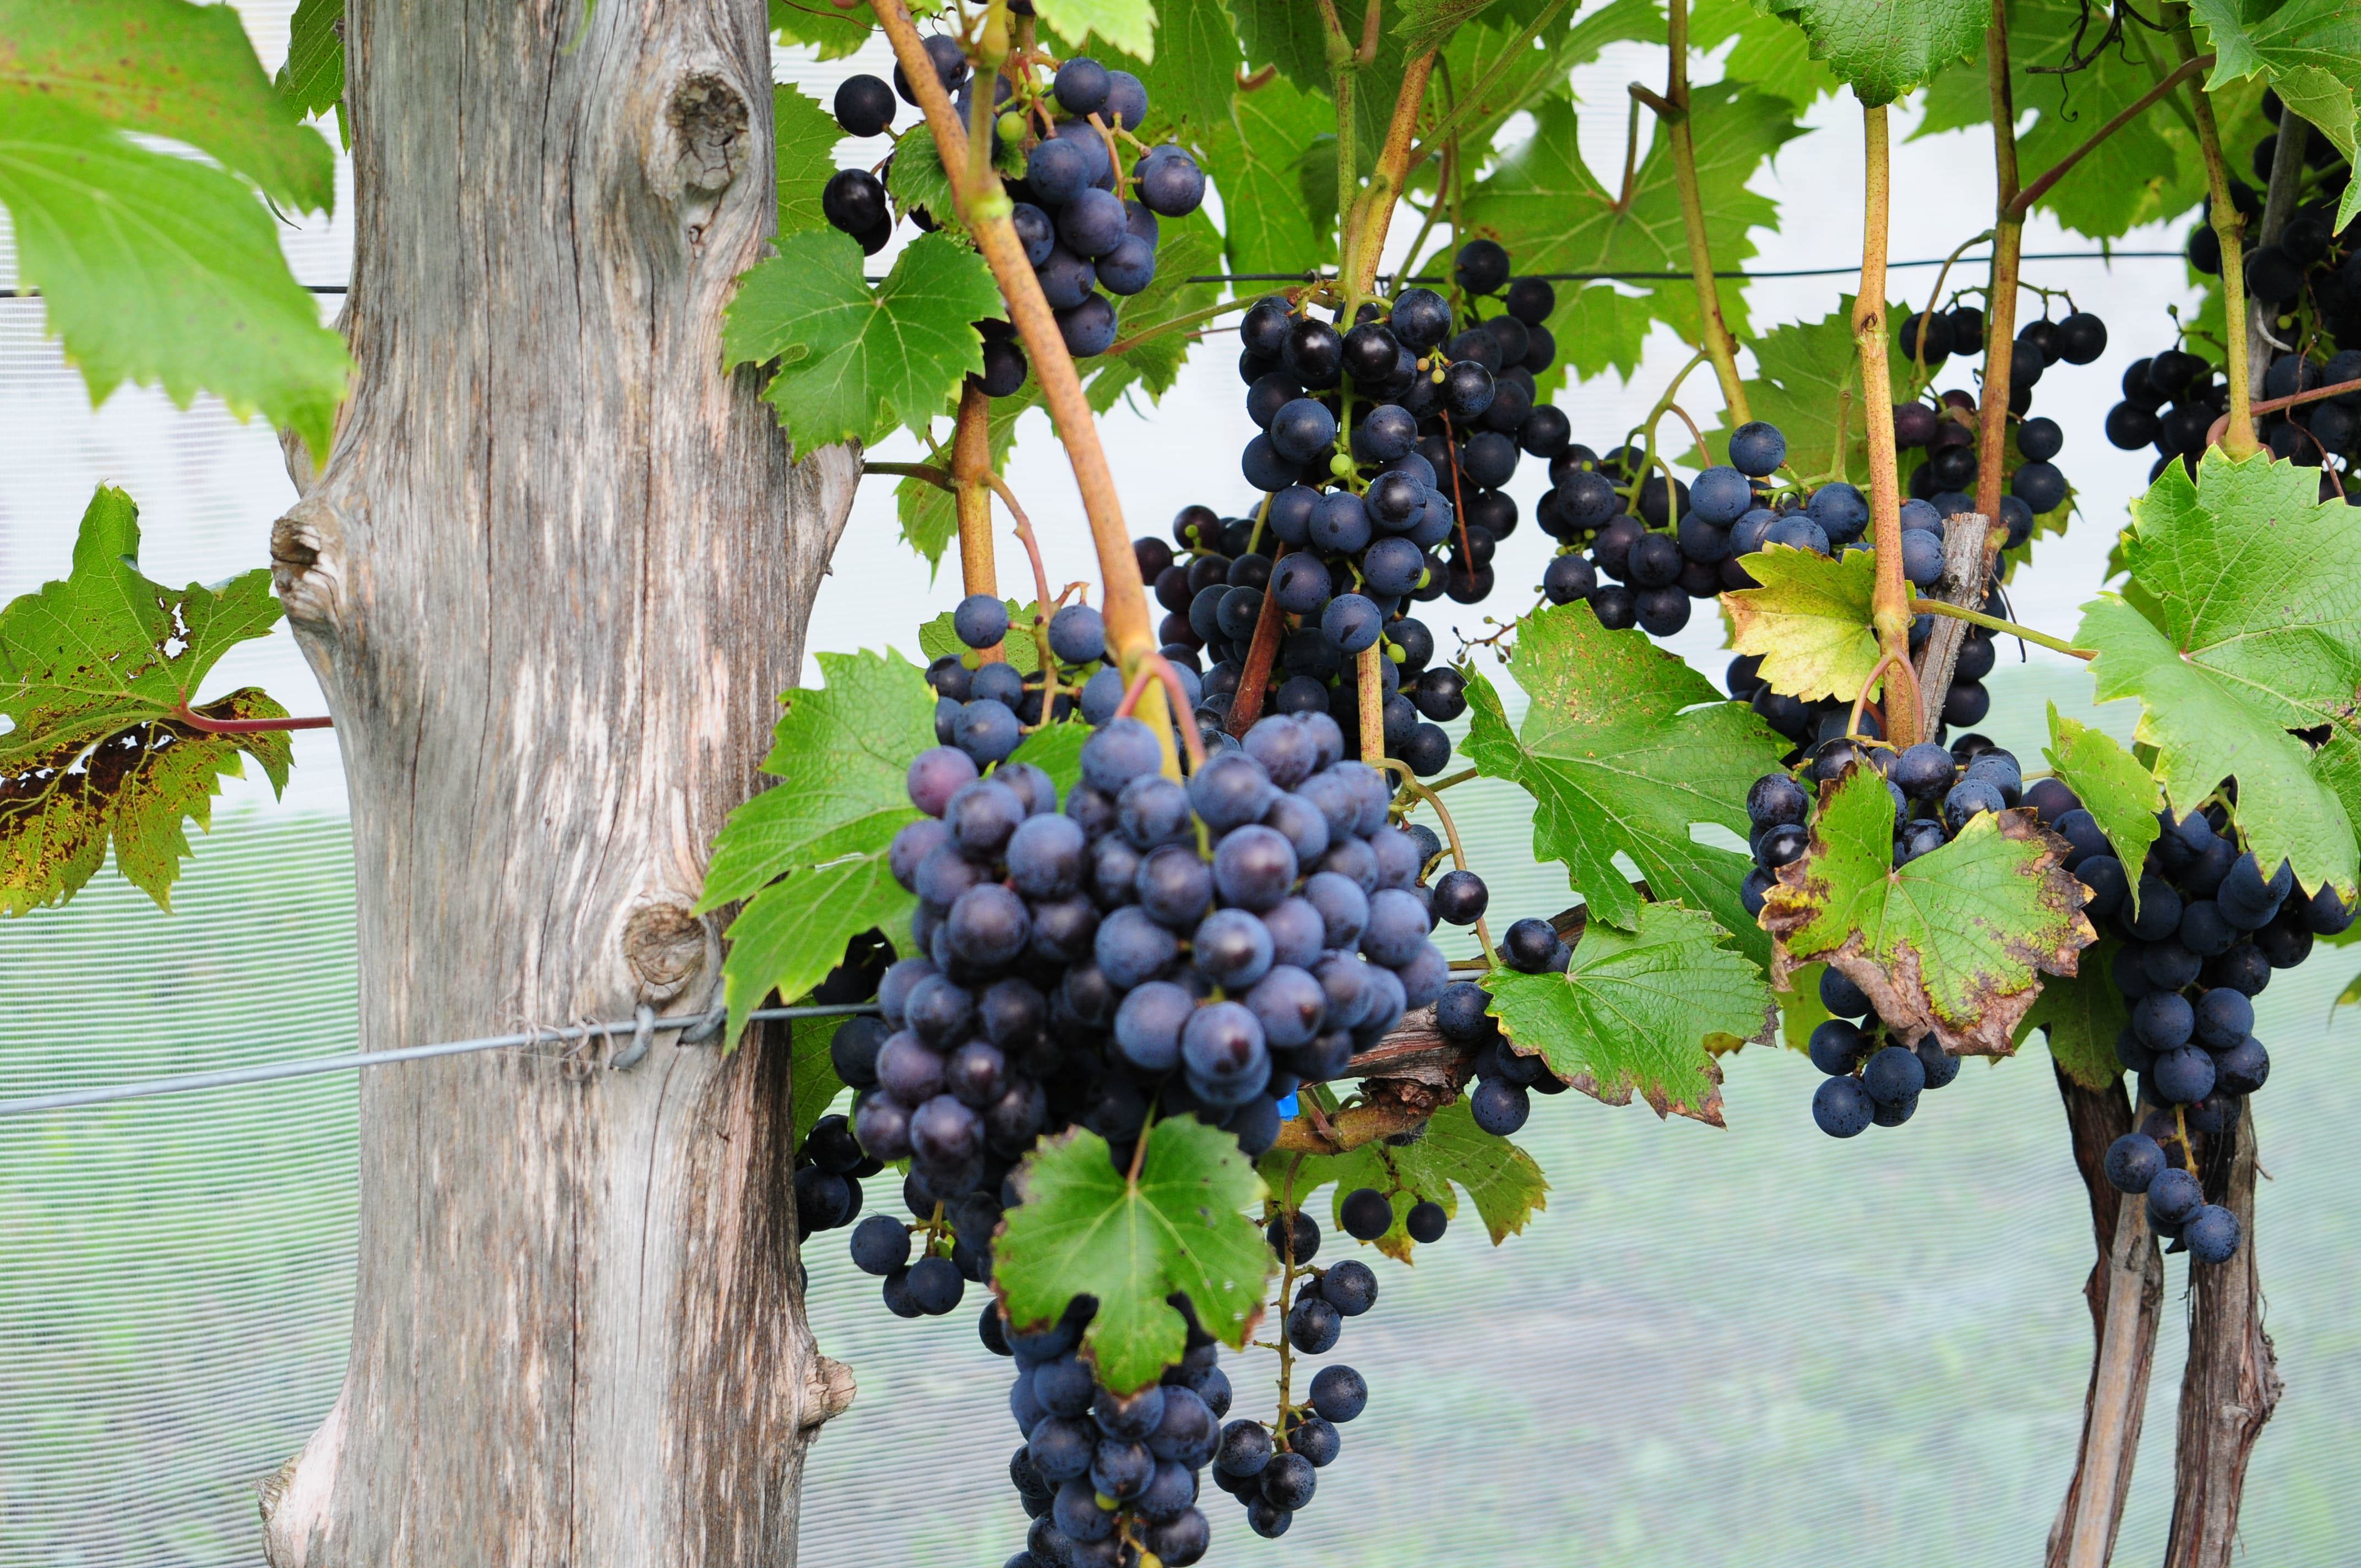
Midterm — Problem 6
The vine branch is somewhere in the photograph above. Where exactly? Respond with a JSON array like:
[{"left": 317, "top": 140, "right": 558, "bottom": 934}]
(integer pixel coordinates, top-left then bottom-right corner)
[
  {"left": 1974, "top": 0, "right": 2026, "bottom": 525},
  {"left": 951, "top": 382, "right": 1007, "bottom": 663},
  {"left": 1854, "top": 101, "right": 1919, "bottom": 749}
]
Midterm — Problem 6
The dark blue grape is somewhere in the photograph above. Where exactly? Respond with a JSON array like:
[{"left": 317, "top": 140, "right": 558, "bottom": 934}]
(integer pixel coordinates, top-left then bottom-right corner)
[
  {"left": 1137, "top": 144, "right": 1206, "bottom": 216},
  {"left": 1053, "top": 57, "right": 1110, "bottom": 115},
  {"left": 1011, "top": 200, "right": 1055, "bottom": 265},
  {"left": 1320, "top": 593, "right": 1381, "bottom": 652},
  {"left": 2147, "top": 1166, "right": 2204, "bottom": 1227},
  {"left": 1194, "top": 907, "right": 1276, "bottom": 989},
  {"left": 1308, "top": 490, "right": 1372, "bottom": 553},
  {"left": 1469, "top": 1077, "right": 1530, "bottom": 1135},
  {"left": 1286, "top": 1295, "right": 1341, "bottom": 1353},
  {"left": 1339, "top": 1186, "right": 1391, "bottom": 1240},
  {"left": 1812, "top": 1075, "right": 1874, "bottom": 1137},
  {"left": 2103, "top": 1133, "right": 2166, "bottom": 1194},
  {"left": 1728, "top": 420, "right": 1788, "bottom": 477}
]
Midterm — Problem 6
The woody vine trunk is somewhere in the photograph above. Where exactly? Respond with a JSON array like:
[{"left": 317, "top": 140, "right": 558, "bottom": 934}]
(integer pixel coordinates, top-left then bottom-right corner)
[{"left": 256, "top": 1, "right": 857, "bottom": 1561}]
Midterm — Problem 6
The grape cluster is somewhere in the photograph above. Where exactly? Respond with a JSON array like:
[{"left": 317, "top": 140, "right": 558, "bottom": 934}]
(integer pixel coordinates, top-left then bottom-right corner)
[
  {"left": 1891, "top": 298, "right": 2099, "bottom": 529},
  {"left": 822, "top": 41, "right": 1207, "bottom": 391},
  {"left": 1206, "top": 1205, "right": 1381, "bottom": 1542},
  {"left": 1137, "top": 241, "right": 1571, "bottom": 778},
  {"left": 2111, "top": 94, "right": 2361, "bottom": 498},
  {"left": 928, "top": 595, "right": 1117, "bottom": 766},
  {"left": 2088, "top": 798, "right": 2352, "bottom": 1264},
  {"left": 1432, "top": 942, "right": 1579, "bottom": 1136},
  {"left": 1536, "top": 416, "right": 1797, "bottom": 637},
  {"left": 996, "top": 1295, "right": 1230, "bottom": 1567}
]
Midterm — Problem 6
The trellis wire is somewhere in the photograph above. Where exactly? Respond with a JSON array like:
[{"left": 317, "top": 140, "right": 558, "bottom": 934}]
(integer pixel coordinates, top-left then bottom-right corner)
[
  {"left": 0, "top": 1001, "right": 880, "bottom": 1119},
  {"left": 0, "top": 251, "right": 2189, "bottom": 301}
]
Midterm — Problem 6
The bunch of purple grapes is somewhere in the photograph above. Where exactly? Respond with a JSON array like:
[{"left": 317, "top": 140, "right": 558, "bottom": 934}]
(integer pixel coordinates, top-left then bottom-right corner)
[
  {"left": 1130, "top": 240, "right": 1575, "bottom": 778},
  {"left": 820, "top": 39, "right": 1207, "bottom": 394}
]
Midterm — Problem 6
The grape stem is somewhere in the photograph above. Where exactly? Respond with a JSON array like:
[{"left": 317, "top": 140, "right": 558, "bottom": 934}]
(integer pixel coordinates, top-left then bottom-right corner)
[
  {"left": 1910, "top": 597, "right": 2094, "bottom": 659},
  {"left": 985, "top": 471, "right": 1057, "bottom": 616},
  {"left": 1425, "top": 765, "right": 1478, "bottom": 792},
  {"left": 1101, "top": 292, "right": 1280, "bottom": 359},
  {"left": 951, "top": 383, "right": 1008, "bottom": 664},
  {"left": 1854, "top": 100, "right": 1922, "bottom": 751},
  {"left": 1844, "top": 650, "right": 1922, "bottom": 743},
  {"left": 1908, "top": 228, "right": 1994, "bottom": 389},
  {"left": 171, "top": 703, "right": 334, "bottom": 734},
  {"left": 2004, "top": 54, "right": 2212, "bottom": 221},
  {"left": 865, "top": 0, "right": 1178, "bottom": 772},
  {"left": 1407, "top": 0, "right": 1572, "bottom": 166},
  {"left": 1111, "top": 656, "right": 1209, "bottom": 771},
  {"left": 2174, "top": 24, "right": 2259, "bottom": 458},
  {"left": 1226, "top": 545, "right": 1292, "bottom": 738},
  {"left": 1270, "top": 1097, "right": 1431, "bottom": 1155},
  {"left": 1973, "top": 0, "right": 2025, "bottom": 527},
  {"left": 1376, "top": 759, "right": 1499, "bottom": 969},
  {"left": 1641, "top": 0, "right": 1752, "bottom": 424},
  {"left": 2251, "top": 373, "right": 2361, "bottom": 416}
]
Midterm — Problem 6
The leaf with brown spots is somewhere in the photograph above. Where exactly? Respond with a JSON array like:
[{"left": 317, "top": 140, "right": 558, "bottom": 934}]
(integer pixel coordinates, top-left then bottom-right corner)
[
  {"left": 1763, "top": 766, "right": 2096, "bottom": 1056},
  {"left": 0, "top": 486, "right": 293, "bottom": 916}
]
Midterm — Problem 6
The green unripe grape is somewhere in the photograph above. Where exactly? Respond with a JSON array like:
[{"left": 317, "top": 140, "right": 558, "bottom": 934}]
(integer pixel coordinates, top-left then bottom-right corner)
[
  {"left": 997, "top": 111, "right": 1027, "bottom": 143},
  {"left": 1388, "top": 643, "right": 1406, "bottom": 664},
  {"left": 1417, "top": 569, "right": 1433, "bottom": 588},
  {"left": 1329, "top": 453, "right": 1355, "bottom": 478}
]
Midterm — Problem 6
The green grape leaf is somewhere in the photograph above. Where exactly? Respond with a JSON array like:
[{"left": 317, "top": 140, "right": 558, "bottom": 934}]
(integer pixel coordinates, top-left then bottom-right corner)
[
  {"left": 2016, "top": 934, "right": 2129, "bottom": 1090},
  {"left": 768, "top": 0, "right": 879, "bottom": 57},
  {"left": 1460, "top": 603, "right": 1790, "bottom": 961},
  {"left": 1723, "top": 542, "right": 1884, "bottom": 703},
  {"left": 2189, "top": 0, "right": 2361, "bottom": 227},
  {"left": 1230, "top": 0, "right": 1334, "bottom": 96},
  {"left": 1689, "top": 298, "right": 1914, "bottom": 486},
  {"left": 1756, "top": 0, "right": 1986, "bottom": 106},
  {"left": 885, "top": 124, "right": 959, "bottom": 231},
  {"left": 1916, "top": 0, "right": 2251, "bottom": 241},
  {"left": 1069, "top": 0, "right": 1242, "bottom": 130},
  {"left": 776, "top": 84, "right": 846, "bottom": 237},
  {"left": 2044, "top": 703, "right": 2162, "bottom": 909},
  {"left": 996, "top": 1118, "right": 1272, "bottom": 1393},
  {"left": 0, "top": 96, "right": 350, "bottom": 454},
  {"left": 791, "top": 1010, "right": 850, "bottom": 1146},
  {"left": 1461, "top": 84, "right": 1800, "bottom": 381},
  {"left": 275, "top": 0, "right": 345, "bottom": 137},
  {"left": 1775, "top": 962, "right": 1833, "bottom": 1052},
  {"left": 1395, "top": 0, "right": 1504, "bottom": 56},
  {"left": 1032, "top": 0, "right": 1160, "bottom": 61},
  {"left": 1691, "top": 0, "right": 1843, "bottom": 108},
  {"left": 1263, "top": 1099, "right": 1548, "bottom": 1264},
  {"left": 1200, "top": 76, "right": 1337, "bottom": 277},
  {"left": 1080, "top": 210, "right": 1222, "bottom": 411},
  {"left": 0, "top": 0, "right": 336, "bottom": 210},
  {"left": 1431, "top": 0, "right": 1668, "bottom": 193},
  {"left": 697, "top": 650, "right": 937, "bottom": 1040},
  {"left": 724, "top": 230, "right": 1003, "bottom": 456},
  {"left": 919, "top": 601, "right": 1044, "bottom": 673},
  {"left": 2075, "top": 450, "right": 2361, "bottom": 903},
  {"left": 0, "top": 486, "right": 294, "bottom": 916},
  {"left": 1485, "top": 902, "right": 1767, "bottom": 1126},
  {"left": 1764, "top": 766, "right": 2096, "bottom": 1057}
]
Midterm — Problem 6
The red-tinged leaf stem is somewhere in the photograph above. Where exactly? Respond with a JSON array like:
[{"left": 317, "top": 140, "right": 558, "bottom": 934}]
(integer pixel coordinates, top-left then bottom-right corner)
[
  {"left": 1112, "top": 657, "right": 1208, "bottom": 772},
  {"left": 1378, "top": 758, "right": 1498, "bottom": 968},
  {"left": 173, "top": 704, "right": 333, "bottom": 734},
  {"left": 1225, "top": 548, "right": 1292, "bottom": 738},
  {"left": 2005, "top": 54, "right": 2213, "bottom": 222},
  {"left": 1854, "top": 101, "right": 1920, "bottom": 750}
]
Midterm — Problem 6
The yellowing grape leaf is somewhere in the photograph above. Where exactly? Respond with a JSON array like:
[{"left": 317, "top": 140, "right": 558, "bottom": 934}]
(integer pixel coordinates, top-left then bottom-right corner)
[
  {"left": 1723, "top": 542, "right": 1884, "bottom": 703},
  {"left": 2075, "top": 450, "right": 2361, "bottom": 903},
  {"left": 997, "top": 1118, "right": 1272, "bottom": 1393},
  {"left": 1, "top": 486, "right": 294, "bottom": 915},
  {"left": 1764, "top": 766, "right": 2096, "bottom": 1056}
]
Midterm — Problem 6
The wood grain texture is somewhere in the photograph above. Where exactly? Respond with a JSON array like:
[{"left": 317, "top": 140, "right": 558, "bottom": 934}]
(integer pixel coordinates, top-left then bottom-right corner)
[
  {"left": 259, "top": 2, "right": 859, "bottom": 1561},
  {"left": 2164, "top": 1109, "right": 2283, "bottom": 1568},
  {"left": 2046, "top": 1066, "right": 2161, "bottom": 1568}
]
